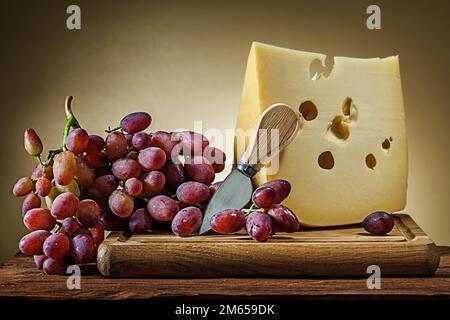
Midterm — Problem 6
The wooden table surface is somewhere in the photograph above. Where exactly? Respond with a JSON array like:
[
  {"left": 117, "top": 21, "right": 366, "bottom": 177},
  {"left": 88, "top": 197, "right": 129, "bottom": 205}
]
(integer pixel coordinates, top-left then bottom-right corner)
[{"left": 0, "top": 247, "right": 449, "bottom": 300}]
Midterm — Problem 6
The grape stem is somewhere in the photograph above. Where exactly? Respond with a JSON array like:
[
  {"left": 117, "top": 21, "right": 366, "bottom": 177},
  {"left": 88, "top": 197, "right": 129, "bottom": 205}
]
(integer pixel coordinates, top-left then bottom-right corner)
[
  {"left": 241, "top": 204, "right": 265, "bottom": 216},
  {"left": 62, "top": 96, "right": 81, "bottom": 149}
]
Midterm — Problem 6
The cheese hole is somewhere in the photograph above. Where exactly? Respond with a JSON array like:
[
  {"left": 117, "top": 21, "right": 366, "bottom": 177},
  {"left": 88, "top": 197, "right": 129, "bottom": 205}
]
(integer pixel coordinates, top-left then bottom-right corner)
[
  {"left": 318, "top": 151, "right": 335, "bottom": 170},
  {"left": 328, "top": 115, "right": 350, "bottom": 140},
  {"left": 389, "top": 137, "right": 393, "bottom": 142},
  {"left": 365, "top": 154, "right": 377, "bottom": 170},
  {"left": 382, "top": 139, "right": 391, "bottom": 151},
  {"left": 299, "top": 101, "right": 318, "bottom": 121},
  {"left": 342, "top": 97, "right": 358, "bottom": 122}
]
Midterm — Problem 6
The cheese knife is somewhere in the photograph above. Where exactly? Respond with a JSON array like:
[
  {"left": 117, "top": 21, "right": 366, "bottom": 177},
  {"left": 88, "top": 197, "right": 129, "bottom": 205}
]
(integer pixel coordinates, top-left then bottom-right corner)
[{"left": 199, "top": 103, "right": 301, "bottom": 234}]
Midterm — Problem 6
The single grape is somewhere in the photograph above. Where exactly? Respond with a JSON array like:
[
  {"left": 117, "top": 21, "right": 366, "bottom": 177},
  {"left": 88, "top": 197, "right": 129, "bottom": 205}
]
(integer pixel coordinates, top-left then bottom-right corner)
[
  {"left": 31, "top": 164, "right": 53, "bottom": 180},
  {"left": 203, "top": 147, "right": 226, "bottom": 173},
  {"left": 99, "top": 210, "right": 129, "bottom": 231},
  {"left": 70, "top": 234, "right": 97, "bottom": 264},
  {"left": 363, "top": 211, "right": 394, "bottom": 236},
  {"left": 88, "top": 175, "right": 119, "bottom": 198},
  {"left": 83, "top": 152, "right": 108, "bottom": 168},
  {"left": 139, "top": 171, "right": 166, "bottom": 198},
  {"left": 35, "top": 177, "right": 52, "bottom": 197},
  {"left": 74, "top": 157, "right": 95, "bottom": 189},
  {"left": 120, "top": 112, "right": 152, "bottom": 134},
  {"left": 66, "top": 128, "right": 89, "bottom": 155},
  {"left": 184, "top": 156, "right": 215, "bottom": 185},
  {"left": 61, "top": 217, "right": 79, "bottom": 235},
  {"left": 150, "top": 131, "right": 179, "bottom": 160},
  {"left": 50, "top": 192, "right": 79, "bottom": 219},
  {"left": 129, "top": 208, "right": 152, "bottom": 234},
  {"left": 208, "top": 181, "right": 222, "bottom": 200},
  {"left": 174, "top": 131, "right": 209, "bottom": 156},
  {"left": 171, "top": 206, "right": 202, "bottom": 237},
  {"left": 126, "top": 150, "right": 139, "bottom": 161},
  {"left": 89, "top": 224, "right": 105, "bottom": 247},
  {"left": 24, "top": 128, "right": 43, "bottom": 156},
  {"left": 43, "top": 233, "right": 71, "bottom": 259},
  {"left": 267, "top": 204, "right": 299, "bottom": 233},
  {"left": 124, "top": 177, "right": 143, "bottom": 196},
  {"left": 163, "top": 162, "right": 188, "bottom": 190},
  {"left": 210, "top": 209, "right": 246, "bottom": 234},
  {"left": 112, "top": 158, "right": 141, "bottom": 181},
  {"left": 53, "top": 151, "right": 77, "bottom": 185},
  {"left": 72, "top": 226, "right": 93, "bottom": 238},
  {"left": 125, "top": 133, "right": 134, "bottom": 147},
  {"left": 147, "top": 195, "right": 179, "bottom": 221},
  {"left": 105, "top": 131, "right": 128, "bottom": 161},
  {"left": 132, "top": 132, "right": 151, "bottom": 150},
  {"left": 43, "top": 258, "right": 67, "bottom": 275},
  {"left": 55, "top": 179, "right": 80, "bottom": 197},
  {"left": 33, "top": 255, "right": 47, "bottom": 269},
  {"left": 109, "top": 189, "right": 134, "bottom": 218},
  {"left": 138, "top": 147, "right": 166, "bottom": 171},
  {"left": 19, "top": 230, "right": 51, "bottom": 255},
  {"left": 22, "top": 194, "right": 41, "bottom": 216},
  {"left": 261, "top": 179, "right": 291, "bottom": 204},
  {"left": 12, "top": 177, "right": 34, "bottom": 197},
  {"left": 252, "top": 186, "right": 276, "bottom": 209},
  {"left": 176, "top": 181, "right": 209, "bottom": 204},
  {"left": 94, "top": 164, "right": 112, "bottom": 177},
  {"left": 23, "top": 208, "right": 56, "bottom": 231},
  {"left": 246, "top": 212, "right": 273, "bottom": 242},
  {"left": 86, "top": 135, "right": 105, "bottom": 154},
  {"left": 76, "top": 199, "right": 101, "bottom": 228}
]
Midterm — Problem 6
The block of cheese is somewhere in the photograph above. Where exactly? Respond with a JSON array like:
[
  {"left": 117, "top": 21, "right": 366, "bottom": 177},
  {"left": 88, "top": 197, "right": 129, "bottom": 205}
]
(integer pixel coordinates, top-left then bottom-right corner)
[{"left": 235, "top": 42, "right": 408, "bottom": 227}]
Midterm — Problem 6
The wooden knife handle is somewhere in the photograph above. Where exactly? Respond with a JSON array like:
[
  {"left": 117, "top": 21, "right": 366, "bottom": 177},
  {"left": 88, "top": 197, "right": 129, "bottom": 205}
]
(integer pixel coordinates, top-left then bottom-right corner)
[{"left": 240, "top": 103, "right": 301, "bottom": 173}]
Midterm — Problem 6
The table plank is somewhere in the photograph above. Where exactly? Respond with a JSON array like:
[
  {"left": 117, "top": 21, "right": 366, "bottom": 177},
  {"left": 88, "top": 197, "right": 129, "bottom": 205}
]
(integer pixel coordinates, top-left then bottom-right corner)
[{"left": 0, "top": 247, "right": 449, "bottom": 300}]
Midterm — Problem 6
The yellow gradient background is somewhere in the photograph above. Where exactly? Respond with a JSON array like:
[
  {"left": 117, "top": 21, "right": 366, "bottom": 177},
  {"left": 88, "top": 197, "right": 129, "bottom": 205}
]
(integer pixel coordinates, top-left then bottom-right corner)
[{"left": 0, "top": 0, "right": 449, "bottom": 262}]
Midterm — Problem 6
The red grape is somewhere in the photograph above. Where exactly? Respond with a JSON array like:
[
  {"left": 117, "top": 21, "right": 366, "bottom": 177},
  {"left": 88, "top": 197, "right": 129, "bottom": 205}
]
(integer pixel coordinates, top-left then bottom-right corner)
[
  {"left": 50, "top": 192, "right": 79, "bottom": 219},
  {"left": 210, "top": 209, "right": 246, "bottom": 234},
  {"left": 363, "top": 211, "right": 394, "bottom": 236},
  {"left": 120, "top": 112, "right": 152, "bottom": 134},
  {"left": 33, "top": 255, "right": 47, "bottom": 269},
  {"left": 74, "top": 157, "right": 94, "bottom": 189},
  {"left": 35, "top": 177, "right": 52, "bottom": 197},
  {"left": 147, "top": 195, "right": 179, "bottom": 221},
  {"left": 66, "top": 128, "right": 89, "bottom": 155},
  {"left": 132, "top": 132, "right": 151, "bottom": 150},
  {"left": 19, "top": 230, "right": 51, "bottom": 255},
  {"left": 176, "top": 181, "right": 209, "bottom": 204},
  {"left": 112, "top": 158, "right": 141, "bottom": 181},
  {"left": 22, "top": 194, "right": 41, "bottom": 215},
  {"left": 208, "top": 181, "right": 222, "bottom": 200},
  {"left": 128, "top": 208, "right": 152, "bottom": 234},
  {"left": 150, "top": 131, "right": 179, "bottom": 160},
  {"left": 61, "top": 217, "right": 79, "bottom": 235},
  {"left": 72, "top": 226, "right": 93, "bottom": 238},
  {"left": 76, "top": 199, "right": 101, "bottom": 228},
  {"left": 70, "top": 234, "right": 96, "bottom": 264},
  {"left": 31, "top": 164, "right": 53, "bottom": 180},
  {"left": 171, "top": 206, "right": 202, "bottom": 236},
  {"left": 88, "top": 175, "right": 119, "bottom": 198},
  {"left": 105, "top": 131, "right": 128, "bottom": 161},
  {"left": 23, "top": 208, "right": 56, "bottom": 231},
  {"left": 138, "top": 147, "right": 166, "bottom": 171},
  {"left": 89, "top": 224, "right": 104, "bottom": 247},
  {"left": 163, "top": 162, "right": 188, "bottom": 189},
  {"left": 24, "top": 128, "right": 43, "bottom": 156},
  {"left": 86, "top": 135, "right": 105, "bottom": 154},
  {"left": 43, "top": 233, "right": 70, "bottom": 259},
  {"left": 267, "top": 204, "right": 299, "bottom": 233},
  {"left": 99, "top": 210, "right": 129, "bottom": 231},
  {"left": 252, "top": 186, "right": 276, "bottom": 209},
  {"left": 174, "top": 131, "right": 209, "bottom": 156},
  {"left": 109, "top": 189, "right": 134, "bottom": 218},
  {"left": 246, "top": 212, "right": 273, "bottom": 242},
  {"left": 125, "top": 133, "right": 134, "bottom": 147},
  {"left": 185, "top": 156, "right": 215, "bottom": 185},
  {"left": 43, "top": 258, "right": 67, "bottom": 275},
  {"left": 203, "top": 146, "right": 226, "bottom": 173},
  {"left": 83, "top": 152, "right": 108, "bottom": 168},
  {"left": 124, "top": 177, "right": 143, "bottom": 196},
  {"left": 139, "top": 171, "right": 166, "bottom": 198},
  {"left": 53, "top": 151, "right": 77, "bottom": 185},
  {"left": 12, "top": 177, "right": 34, "bottom": 197},
  {"left": 126, "top": 150, "right": 139, "bottom": 161},
  {"left": 261, "top": 179, "right": 291, "bottom": 204}
]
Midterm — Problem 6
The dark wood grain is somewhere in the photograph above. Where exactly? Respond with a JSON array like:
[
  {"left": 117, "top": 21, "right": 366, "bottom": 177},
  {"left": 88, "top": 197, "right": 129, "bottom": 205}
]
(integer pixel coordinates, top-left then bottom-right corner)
[{"left": 0, "top": 247, "right": 449, "bottom": 300}]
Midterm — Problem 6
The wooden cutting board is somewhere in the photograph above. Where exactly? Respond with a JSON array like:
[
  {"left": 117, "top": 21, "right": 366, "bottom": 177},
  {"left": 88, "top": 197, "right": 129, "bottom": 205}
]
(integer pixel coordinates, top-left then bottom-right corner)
[{"left": 97, "top": 214, "right": 440, "bottom": 277}]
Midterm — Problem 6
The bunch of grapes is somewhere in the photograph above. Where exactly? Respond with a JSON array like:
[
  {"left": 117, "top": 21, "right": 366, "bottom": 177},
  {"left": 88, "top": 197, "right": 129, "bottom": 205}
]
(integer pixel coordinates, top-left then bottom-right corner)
[{"left": 210, "top": 179, "right": 299, "bottom": 242}]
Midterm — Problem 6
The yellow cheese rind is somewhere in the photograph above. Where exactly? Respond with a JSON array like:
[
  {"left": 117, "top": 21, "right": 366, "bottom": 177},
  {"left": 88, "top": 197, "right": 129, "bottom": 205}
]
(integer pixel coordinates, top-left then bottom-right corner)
[{"left": 235, "top": 42, "right": 408, "bottom": 227}]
